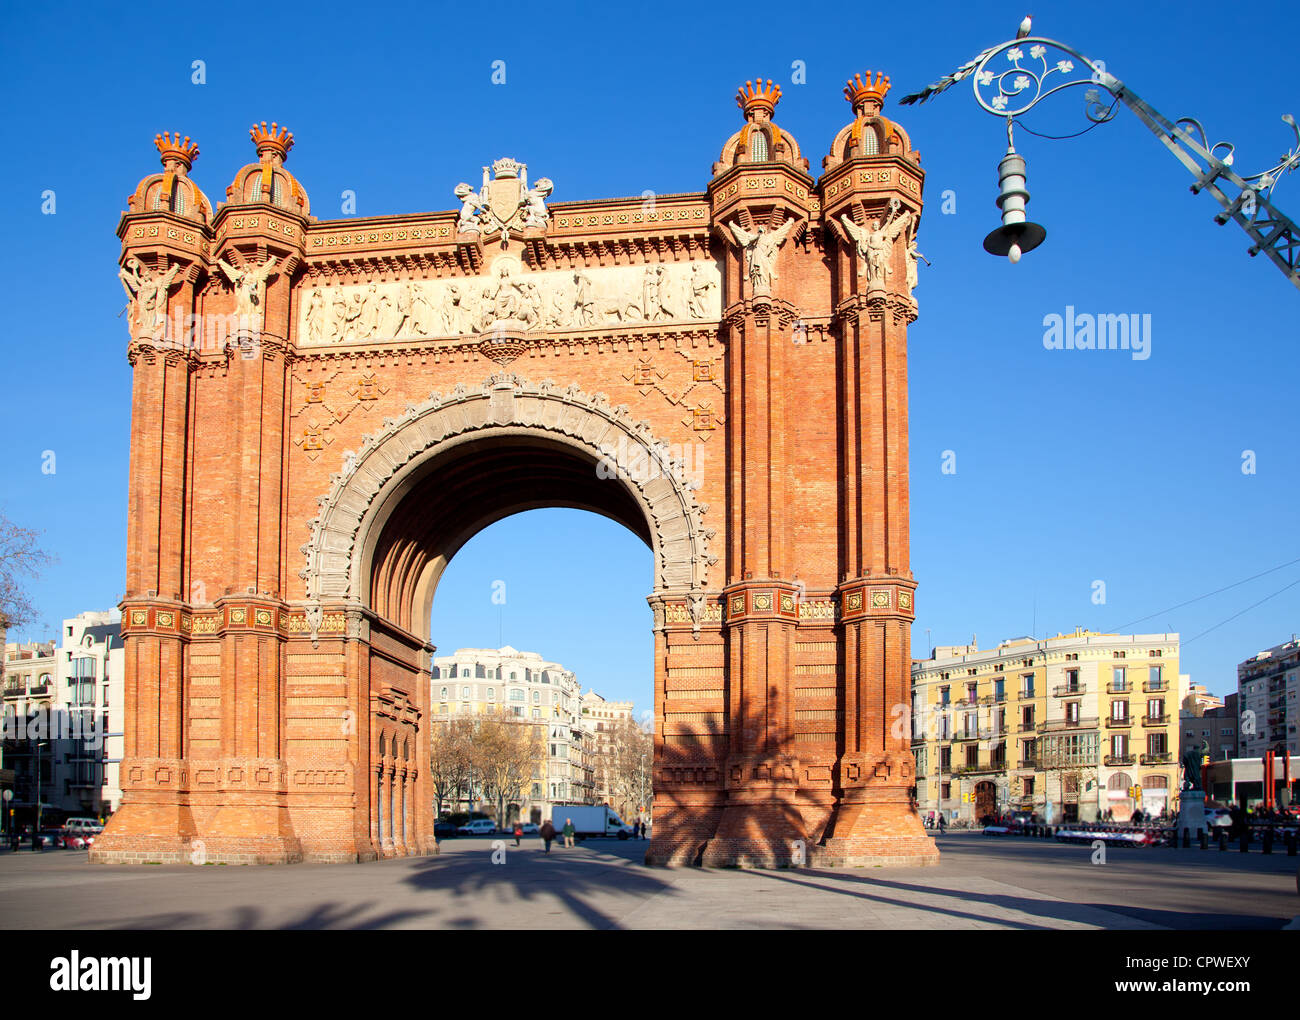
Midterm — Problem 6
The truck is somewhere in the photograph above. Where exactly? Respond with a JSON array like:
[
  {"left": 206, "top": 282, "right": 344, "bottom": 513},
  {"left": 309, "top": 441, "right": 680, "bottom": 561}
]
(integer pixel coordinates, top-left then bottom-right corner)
[{"left": 550, "top": 805, "right": 634, "bottom": 839}]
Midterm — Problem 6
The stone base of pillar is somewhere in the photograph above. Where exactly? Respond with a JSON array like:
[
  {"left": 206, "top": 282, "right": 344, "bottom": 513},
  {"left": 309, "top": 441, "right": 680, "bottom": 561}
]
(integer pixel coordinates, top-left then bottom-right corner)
[
  {"left": 643, "top": 798, "right": 723, "bottom": 866},
  {"left": 813, "top": 797, "right": 939, "bottom": 867},
  {"left": 698, "top": 794, "right": 807, "bottom": 868}
]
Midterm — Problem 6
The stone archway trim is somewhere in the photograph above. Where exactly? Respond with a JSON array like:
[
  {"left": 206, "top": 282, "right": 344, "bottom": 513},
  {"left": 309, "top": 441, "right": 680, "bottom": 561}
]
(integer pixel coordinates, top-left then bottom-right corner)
[{"left": 298, "top": 372, "right": 717, "bottom": 635}]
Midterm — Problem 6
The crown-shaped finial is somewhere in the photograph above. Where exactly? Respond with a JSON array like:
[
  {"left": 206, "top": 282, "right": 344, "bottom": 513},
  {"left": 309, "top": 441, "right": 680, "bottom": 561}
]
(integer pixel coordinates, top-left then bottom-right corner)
[
  {"left": 154, "top": 131, "right": 199, "bottom": 170},
  {"left": 844, "top": 71, "right": 891, "bottom": 113},
  {"left": 736, "top": 78, "right": 781, "bottom": 117},
  {"left": 250, "top": 121, "right": 294, "bottom": 161}
]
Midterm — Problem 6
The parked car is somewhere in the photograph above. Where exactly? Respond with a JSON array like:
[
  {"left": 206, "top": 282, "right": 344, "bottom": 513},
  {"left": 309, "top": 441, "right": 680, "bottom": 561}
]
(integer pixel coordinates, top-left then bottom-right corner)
[
  {"left": 519, "top": 823, "right": 539, "bottom": 835},
  {"left": 37, "top": 830, "right": 66, "bottom": 849},
  {"left": 433, "top": 820, "right": 458, "bottom": 839},
  {"left": 456, "top": 819, "right": 496, "bottom": 836},
  {"left": 61, "top": 834, "right": 90, "bottom": 849},
  {"left": 1206, "top": 808, "right": 1233, "bottom": 829}
]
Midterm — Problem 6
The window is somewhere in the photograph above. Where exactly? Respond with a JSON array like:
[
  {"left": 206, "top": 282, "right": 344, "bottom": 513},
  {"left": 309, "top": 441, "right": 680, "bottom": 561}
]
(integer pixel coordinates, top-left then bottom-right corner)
[
  {"left": 533, "top": 690, "right": 540, "bottom": 703},
  {"left": 1022, "top": 706, "right": 1035, "bottom": 728},
  {"left": 1066, "top": 669, "right": 1080, "bottom": 691},
  {"left": 532, "top": 709, "right": 540, "bottom": 718},
  {"left": 1113, "top": 650, "right": 1126, "bottom": 659},
  {"left": 510, "top": 689, "right": 525, "bottom": 702},
  {"left": 1066, "top": 701, "right": 1081, "bottom": 724},
  {"left": 475, "top": 664, "right": 486, "bottom": 679},
  {"left": 749, "top": 129, "right": 769, "bottom": 161},
  {"left": 1111, "top": 733, "right": 1128, "bottom": 756},
  {"left": 1147, "top": 698, "right": 1164, "bottom": 720},
  {"left": 431, "top": 666, "right": 440, "bottom": 679},
  {"left": 1021, "top": 674, "right": 1035, "bottom": 697},
  {"left": 1147, "top": 732, "right": 1168, "bottom": 755},
  {"left": 994, "top": 679, "right": 1005, "bottom": 701},
  {"left": 440, "top": 687, "right": 448, "bottom": 700},
  {"left": 487, "top": 688, "right": 495, "bottom": 701},
  {"left": 1112, "top": 700, "right": 1129, "bottom": 721},
  {"left": 1113, "top": 666, "right": 1126, "bottom": 689},
  {"left": 1065, "top": 653, "right": 1078, "bottom": 661},
  {"left": 462, "top": 686, "right": 470, "bottom": 699},
  {"left": 941, "top": 782, "right": 951, "bottom": 800},
  {"left": 939, "top": 687, "right": 950, "bottom": 706},
  {"left": 512, "top": 706, "right": 523, "bottom": 717},
  {"left": 1023, "top": 777, "right": 1035, "bottom": 796}
]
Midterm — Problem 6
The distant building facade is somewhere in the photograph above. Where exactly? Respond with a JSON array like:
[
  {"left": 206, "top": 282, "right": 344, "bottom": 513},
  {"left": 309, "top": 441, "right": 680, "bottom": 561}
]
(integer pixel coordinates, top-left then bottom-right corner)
[
  {"left": 1237, "top": 636, "right": 1299, "bottom": 758},
  {"left": 580, "top": 690, "right": 637, "bottom": 820},
  {"left": 1, "top": 610, "right": 125, "bottom": 825},
  {"left": 911, "top": 630, "right": 1183, "bottom": 825},
  {"left": 429, "top": 646, "right": 589, "bottom": 822}
]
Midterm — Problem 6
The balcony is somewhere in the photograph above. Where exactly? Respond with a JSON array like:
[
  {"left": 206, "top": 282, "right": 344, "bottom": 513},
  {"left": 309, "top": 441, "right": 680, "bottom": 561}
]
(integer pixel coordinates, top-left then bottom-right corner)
[
  {"left": 1140, "top": 752, "right": 1172, "bottom": 765},
  {"left": 1107, "top": 680, "right": 1131, "bottom": 694},
  {"left": 1053, "top": 683, "right": 1086, "bottom": 698},
  {"left": 1018, "top": 689, "right": 1037, "bottom": 700},
  {"left": 1143, "top": 679, "right": 1167, "bottom": 693},
  {"left": 953, "top": 760, "right": 1006, "bottom": 776},
  {"left": 3, "top": 683, "right": 24, "bottom": 698},
  {"left": 1104, "top": 754, "right": 1136, "bottom": 767},
  {"left": 1141, "top": 714, "right": 1168, "bottom": 727},
  {"left": 1018, "top": 758, "right": 1041, "bottom": 770},
  {"left": 1038, "top": 717, "right": 1099, "bottom": 733},
  {"left": 1105, "top": 716, "right": 1133, "bottom": 728},
  {"left": 1017, "top": 721, "right": 1038, "bottom": 733}
]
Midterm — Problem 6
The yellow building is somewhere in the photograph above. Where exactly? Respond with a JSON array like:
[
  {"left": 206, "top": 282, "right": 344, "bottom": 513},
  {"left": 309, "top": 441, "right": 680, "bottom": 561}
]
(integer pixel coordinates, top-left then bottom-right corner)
[{"left": 911, "top": 630, "right": 1182, "bottom": 825}]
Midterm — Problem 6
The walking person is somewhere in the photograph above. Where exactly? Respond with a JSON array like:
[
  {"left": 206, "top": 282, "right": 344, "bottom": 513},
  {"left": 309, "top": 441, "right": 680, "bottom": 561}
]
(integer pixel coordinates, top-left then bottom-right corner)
[
  {"left": 563, "top": 817, "right": 575, "bottom": 849},
  {"left": 936, "top": 812, "right": 946, "bottom": 835},
  {"left": 512, "top": 821, "right": 523, "bottom": 847},
  {"left": 539, "top": 819, "right": 556, "bottom": 854}
]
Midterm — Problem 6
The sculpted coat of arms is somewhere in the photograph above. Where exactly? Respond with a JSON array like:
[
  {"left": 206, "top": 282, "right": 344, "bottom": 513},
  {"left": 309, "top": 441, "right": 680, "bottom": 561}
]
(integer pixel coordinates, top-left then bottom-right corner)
[{"left": 456, "top": 157, "right": 553, "bottom": 246}]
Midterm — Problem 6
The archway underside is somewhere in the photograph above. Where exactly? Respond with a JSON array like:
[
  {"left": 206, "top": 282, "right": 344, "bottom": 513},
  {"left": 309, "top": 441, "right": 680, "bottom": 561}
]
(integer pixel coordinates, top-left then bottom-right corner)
[{"left": 370, "top": 435, "right": 653, "bottom": 634}]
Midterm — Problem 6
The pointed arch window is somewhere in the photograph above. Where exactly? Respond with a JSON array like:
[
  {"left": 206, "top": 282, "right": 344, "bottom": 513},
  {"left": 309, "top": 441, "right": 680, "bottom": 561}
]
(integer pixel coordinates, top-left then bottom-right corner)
[{"left": 749, "top": 129, "right": 769, "bottom": 162}]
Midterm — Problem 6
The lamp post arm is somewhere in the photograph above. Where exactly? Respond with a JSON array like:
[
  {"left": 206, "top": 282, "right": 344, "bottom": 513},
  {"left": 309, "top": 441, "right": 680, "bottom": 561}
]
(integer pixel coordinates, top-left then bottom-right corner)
[{"left": 906, "top": 35, "right": 1300, "bottom": 290}]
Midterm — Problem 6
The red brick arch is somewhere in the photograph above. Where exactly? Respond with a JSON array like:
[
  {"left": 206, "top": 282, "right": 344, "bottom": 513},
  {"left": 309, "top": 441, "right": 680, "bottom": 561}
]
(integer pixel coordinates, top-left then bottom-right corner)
[{"left": 95, "top": 79, "right": 938, "bottom": 867}]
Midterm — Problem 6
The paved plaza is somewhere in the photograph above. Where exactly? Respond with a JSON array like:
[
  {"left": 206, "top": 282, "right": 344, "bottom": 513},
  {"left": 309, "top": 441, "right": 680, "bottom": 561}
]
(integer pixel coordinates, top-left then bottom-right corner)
[{"left": 1, "top": 832, "right": 1296, "bottom": 930}]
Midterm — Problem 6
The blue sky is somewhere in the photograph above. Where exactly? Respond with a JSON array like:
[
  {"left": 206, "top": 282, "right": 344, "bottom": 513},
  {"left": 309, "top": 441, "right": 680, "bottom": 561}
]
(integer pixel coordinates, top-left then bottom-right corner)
[{"left": 1, "top": 1, "right": 1297, "bottom": 718}]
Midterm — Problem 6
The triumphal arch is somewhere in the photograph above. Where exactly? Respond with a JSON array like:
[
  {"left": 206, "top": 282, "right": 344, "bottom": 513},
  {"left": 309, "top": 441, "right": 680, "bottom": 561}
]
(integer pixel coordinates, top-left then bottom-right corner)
[{"left": 93, "top": 72, "right": 938, "bottom": 867}]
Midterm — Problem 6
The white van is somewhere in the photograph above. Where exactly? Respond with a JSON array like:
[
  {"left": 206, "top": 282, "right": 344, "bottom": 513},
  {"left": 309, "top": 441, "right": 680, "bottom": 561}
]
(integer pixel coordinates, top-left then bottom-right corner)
[{"left": 61, "top": 817, "right": 103, "bottom": 835}]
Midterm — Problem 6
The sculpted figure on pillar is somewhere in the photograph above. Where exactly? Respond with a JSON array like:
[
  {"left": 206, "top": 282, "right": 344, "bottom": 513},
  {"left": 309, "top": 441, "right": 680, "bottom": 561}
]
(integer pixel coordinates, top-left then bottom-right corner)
[
  {"left": 218, "top": 254, "right": 279, "bottom": 331},
  {"left": 120, "top": 257, "right": 182, "bottom": 336},
  {"left": 727, "top": 216, "right": 799, "bottom": 296},
  {"left": 842, "top": 200, "right": 913, "bottom": 289}
]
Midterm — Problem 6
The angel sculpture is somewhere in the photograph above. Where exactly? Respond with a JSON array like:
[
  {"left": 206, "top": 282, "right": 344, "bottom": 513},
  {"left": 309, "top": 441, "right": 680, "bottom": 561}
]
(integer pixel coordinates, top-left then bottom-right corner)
[
  {"left": 120, "top": 257, "right": 182, "bottom": 336},
  {"left": 841, "top": 206, "right": 914, "bottom": 287},
  {"left": 218, "top": 254, "right": 279, "bottom": 329},
  {"left": 727, "top": 217, "right": 799, "bottom": 296}
]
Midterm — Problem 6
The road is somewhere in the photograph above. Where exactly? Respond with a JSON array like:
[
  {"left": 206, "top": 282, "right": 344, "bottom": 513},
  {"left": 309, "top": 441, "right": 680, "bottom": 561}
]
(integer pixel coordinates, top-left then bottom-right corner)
[{"left": 0, "top": 831, "right": 1295, "bottom": 930}]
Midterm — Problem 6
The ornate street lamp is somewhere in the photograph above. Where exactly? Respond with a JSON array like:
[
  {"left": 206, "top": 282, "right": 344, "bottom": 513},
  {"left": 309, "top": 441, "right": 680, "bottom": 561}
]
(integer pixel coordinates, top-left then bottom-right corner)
[{"left": 901, "top": 28, "right": 1300, "bottom": 289}]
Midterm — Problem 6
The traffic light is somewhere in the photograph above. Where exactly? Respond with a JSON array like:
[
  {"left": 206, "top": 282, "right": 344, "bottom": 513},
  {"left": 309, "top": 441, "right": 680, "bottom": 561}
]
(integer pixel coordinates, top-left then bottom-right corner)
[{"left": 1129, "top": 784, "right": 1142, "bottom": 801}]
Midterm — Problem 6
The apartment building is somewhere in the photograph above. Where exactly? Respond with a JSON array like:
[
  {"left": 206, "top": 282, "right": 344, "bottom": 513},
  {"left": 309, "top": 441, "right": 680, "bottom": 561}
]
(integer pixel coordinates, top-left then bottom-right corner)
[{"left": 912, "top": 629, "right": 1183, "bottom": 825}]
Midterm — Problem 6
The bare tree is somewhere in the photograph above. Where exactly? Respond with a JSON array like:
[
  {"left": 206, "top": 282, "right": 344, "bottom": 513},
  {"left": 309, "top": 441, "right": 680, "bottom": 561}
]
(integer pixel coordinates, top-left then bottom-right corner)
[
  {"left": 429, "top": 717, "right": 475, "bottom": 818},
  {"left": 0, "top": 514, "right": 55, "bottom": 633},
  {"left": 472, "top": 708, "right": 545, "bottom": 826},
  {"left": 607, "top": 716, "right": 653, "bottom": 820}
]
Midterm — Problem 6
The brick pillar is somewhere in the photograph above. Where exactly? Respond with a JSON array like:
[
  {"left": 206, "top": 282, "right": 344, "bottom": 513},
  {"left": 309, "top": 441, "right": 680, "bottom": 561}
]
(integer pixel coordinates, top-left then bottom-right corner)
[
  {"left": 91, "top": 259, "right": 198, "bottom": 864},
  {"left": 701, "top": 293, "right": 807, "bottom": 866}
]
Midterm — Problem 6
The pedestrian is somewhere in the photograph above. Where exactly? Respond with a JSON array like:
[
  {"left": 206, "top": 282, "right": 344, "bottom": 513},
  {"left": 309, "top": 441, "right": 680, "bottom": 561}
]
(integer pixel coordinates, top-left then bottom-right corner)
[
  {"left": 936, "top": 813, "right": 946, "bottom": 834},
  {"left": 640, "top": 820, "right": 646, "bottom": 840},
  {"left": 513, "top": 821, "right": 523, "bottom": 847},
  {"left": 563, "top": 816, "right": 575, "bottom": 848},
  {"left": 539, "top": 819, "right": 556, "bottom": 854}
]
